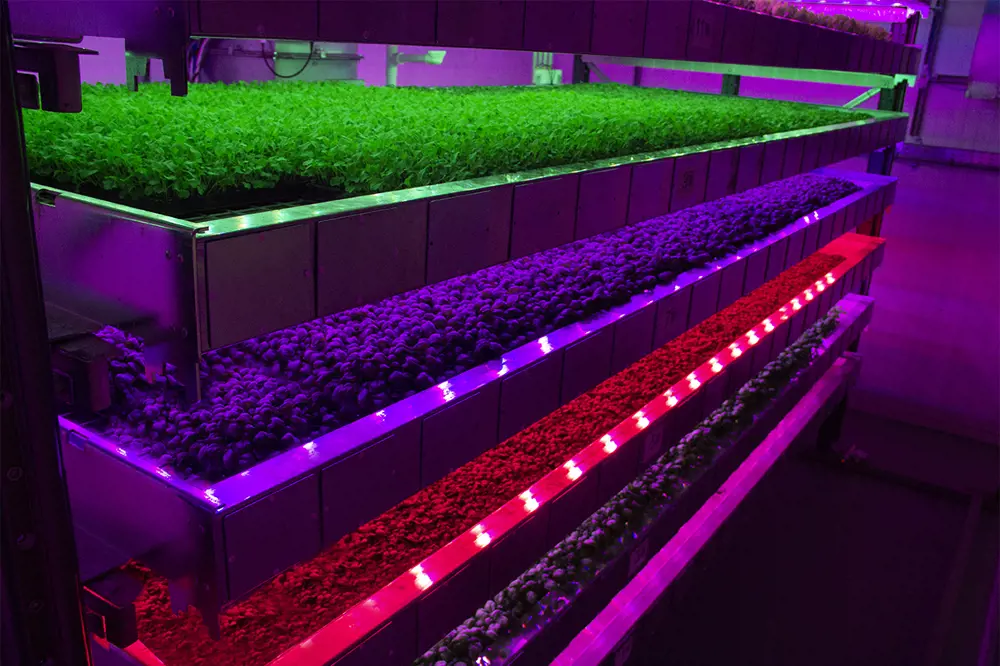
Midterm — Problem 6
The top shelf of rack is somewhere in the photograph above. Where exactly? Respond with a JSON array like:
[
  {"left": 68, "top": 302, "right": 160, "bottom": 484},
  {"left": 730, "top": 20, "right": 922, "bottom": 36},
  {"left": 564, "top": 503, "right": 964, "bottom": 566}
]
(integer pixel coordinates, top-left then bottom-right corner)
[
  {"left": 193, "top": 0, "right": 921, "bottom": 77},
  {"left": 10, "top": 1, "right": 921, "bottom": 79}
]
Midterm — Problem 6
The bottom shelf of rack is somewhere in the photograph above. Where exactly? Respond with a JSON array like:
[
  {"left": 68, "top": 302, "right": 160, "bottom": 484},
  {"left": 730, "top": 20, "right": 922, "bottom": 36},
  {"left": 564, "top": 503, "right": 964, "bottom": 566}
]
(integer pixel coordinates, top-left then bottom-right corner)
[{"left": 554, "top": 352, "right": 863, "bottom": 666}]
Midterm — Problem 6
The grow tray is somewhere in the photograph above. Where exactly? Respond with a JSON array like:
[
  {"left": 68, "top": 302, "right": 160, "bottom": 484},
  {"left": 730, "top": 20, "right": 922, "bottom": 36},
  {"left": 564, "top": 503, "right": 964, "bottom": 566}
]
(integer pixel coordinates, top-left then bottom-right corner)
[
  {"left": 59, "top": 170, "right": 894, "bottom": 637},
  {"left": 29, "top": 82, "right": 905, "bottom": 396},
  {"left": 258, "top": 237, "right": 883, "bottom": 666},
  {"left": 553, "top": 345, "right": 866, "bottom": 666},
  {"left": 125, "top": 248, "right": 850, "bottom": 666},
  {"left": 445, "top": 298, "right": 872, "bottom": 666}
]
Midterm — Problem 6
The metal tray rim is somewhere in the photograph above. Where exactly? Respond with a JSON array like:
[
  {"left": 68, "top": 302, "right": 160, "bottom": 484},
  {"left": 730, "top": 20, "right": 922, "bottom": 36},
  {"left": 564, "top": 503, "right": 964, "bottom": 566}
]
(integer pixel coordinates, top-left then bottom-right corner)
[{"left": 58, "top": 169, "right": 895, "bottom": 513}]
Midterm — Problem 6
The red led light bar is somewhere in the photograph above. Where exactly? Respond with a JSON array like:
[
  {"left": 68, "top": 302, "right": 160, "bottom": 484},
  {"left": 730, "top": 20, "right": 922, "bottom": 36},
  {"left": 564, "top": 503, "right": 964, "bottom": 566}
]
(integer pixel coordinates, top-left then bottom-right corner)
[{"left": 269, "top": 234, "right": 884, "bottom": 666}]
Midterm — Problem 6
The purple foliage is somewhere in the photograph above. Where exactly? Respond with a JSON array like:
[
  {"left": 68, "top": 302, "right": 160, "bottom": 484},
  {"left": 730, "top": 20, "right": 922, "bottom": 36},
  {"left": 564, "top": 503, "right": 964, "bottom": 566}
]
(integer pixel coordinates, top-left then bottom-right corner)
[{"left": 99, "top": 174, "right": 859, "bottom": 480}]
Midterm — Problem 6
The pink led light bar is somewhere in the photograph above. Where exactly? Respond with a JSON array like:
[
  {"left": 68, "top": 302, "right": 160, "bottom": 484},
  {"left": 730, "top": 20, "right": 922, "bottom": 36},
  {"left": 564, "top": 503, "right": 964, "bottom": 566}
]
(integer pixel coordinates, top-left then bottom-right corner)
[{"left": 268, "top": 233, "right": 885, "bottom": 666}]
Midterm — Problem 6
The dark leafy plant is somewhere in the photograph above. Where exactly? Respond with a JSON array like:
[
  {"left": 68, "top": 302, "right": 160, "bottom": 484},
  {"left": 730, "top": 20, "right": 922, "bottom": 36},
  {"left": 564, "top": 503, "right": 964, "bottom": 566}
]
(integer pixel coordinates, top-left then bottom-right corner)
[
  {"left": 23, "top": 83, "right": 865, "bottom": 207},
  {"left": 97, "top": 175, "right": 858, "bottom": 481},
  {"left": 415, "top": 308, "right": 842, "bottom": 666}
]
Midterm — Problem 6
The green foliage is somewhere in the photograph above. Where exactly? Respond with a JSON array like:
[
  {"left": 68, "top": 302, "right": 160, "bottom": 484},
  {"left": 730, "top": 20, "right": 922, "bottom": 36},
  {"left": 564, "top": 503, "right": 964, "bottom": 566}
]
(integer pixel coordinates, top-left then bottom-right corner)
[{"left": 23, "top": 82, "right": 865, "bottom": 207}]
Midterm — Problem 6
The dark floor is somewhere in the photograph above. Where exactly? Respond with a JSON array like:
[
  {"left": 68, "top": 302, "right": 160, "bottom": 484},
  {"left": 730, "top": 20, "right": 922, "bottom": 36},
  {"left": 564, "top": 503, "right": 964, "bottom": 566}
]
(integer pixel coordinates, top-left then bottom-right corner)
[{"left": 653, "top": 409, "right": 998, "bottom": 666}]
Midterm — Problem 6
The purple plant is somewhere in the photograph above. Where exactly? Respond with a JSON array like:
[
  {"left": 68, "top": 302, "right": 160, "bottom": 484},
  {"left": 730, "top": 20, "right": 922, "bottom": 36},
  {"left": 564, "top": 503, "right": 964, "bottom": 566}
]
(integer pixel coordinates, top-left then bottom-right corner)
[{"left": 99, "top": 174, "right": 859, "bottom": 480}]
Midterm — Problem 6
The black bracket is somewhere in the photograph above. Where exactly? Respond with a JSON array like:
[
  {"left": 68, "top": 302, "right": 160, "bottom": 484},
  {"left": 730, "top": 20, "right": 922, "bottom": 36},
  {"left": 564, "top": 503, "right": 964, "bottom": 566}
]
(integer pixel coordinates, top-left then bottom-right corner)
[{"left": 13, "top": 40, "right": 96, "bottom": 112}]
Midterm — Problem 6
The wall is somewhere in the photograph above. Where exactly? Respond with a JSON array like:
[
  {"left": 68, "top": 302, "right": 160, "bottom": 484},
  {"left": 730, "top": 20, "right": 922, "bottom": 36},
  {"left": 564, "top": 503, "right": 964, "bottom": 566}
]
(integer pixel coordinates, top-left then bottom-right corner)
[{"left": 912, "top": 0, "right": 1000, "bottom": 152}]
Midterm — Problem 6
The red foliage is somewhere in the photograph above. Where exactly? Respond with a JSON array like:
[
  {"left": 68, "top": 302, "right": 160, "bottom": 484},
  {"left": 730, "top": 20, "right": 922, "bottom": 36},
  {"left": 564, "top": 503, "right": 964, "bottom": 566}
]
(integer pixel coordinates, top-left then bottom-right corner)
[{"left": 133, "top": 252, "right": 844, "bottom": 666}]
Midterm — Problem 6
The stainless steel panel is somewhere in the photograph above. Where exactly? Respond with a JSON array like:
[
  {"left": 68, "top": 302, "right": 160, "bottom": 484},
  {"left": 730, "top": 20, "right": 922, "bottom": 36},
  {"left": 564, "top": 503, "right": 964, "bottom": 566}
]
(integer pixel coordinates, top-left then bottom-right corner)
[
  {"left": 720, "top": 4, "right": 756, "bottom": 65},
  {"left": 749, "top": 10, "right": 779, "bottom": 66},
  {"left": 848, "top": 31, "right": 865, "bottom": 72},
  {"left": 670, "top": 152, "right": 710, "bottom": 213},
  {"left": 591, "top": 0, "right": 646, "bottom": 57},
  {"left": 420, "top": 383, "right": 500, "bottom": 486},
  {"left": 320, "top": 420, "right": 421, "bottom": 548},
  {"left": 597, "top": 424, "right": 641, "bottom": 498},
  {"left": 204, "top": 222, "right": 314, "bottom": 349},
  {"left": 743, "top": 244, "right": 769, "bottom": 294},
  {"left": 427, "top": 186, "right": 512, "bottom": 285},
  {"left": 832, "top": 127, "right": 851, "bottom": 164},
  {"left": 723, "top": 343, "right": 754, "bottom": 395},
  {"left": 817, "top": 129, "right": 837, "bottom": 168},
  {"left": 224, "top": 474, "right": 321, "bottom": 601},
  {"left": 330, "top": 605, "right": 418, "bottom": 666},
  {"left": 818, "top": 213, "right": 835, "bottom": 249},
  {"left": 803, "top": 222, "right": 821, "bottom": 257},
  {"left": 705, "top": 148, "right": 739, "bottom": 203},
  {"left": 199, "top": 0, "right": 318, "bottom": 39},
  {"left": 34, "top": 194, "right": 200, "bottom": 392},
  {"left": 801, "top": 133, "right": 823, "bottom": 172},
  {"left": 785, "top": 227, "right": 807, "bottom": 267},
  {"left": 735, "top": 143, "right": 764, "bottom": 193},
  {"left": 760, "top": 139, "right": 786, "bottom": 186},
  {"left": 611, "top": 306, "right": 655, "bottom": 374},
  {"left": 764, "top": 237, "right": 789, "bottom": 282},
  {"left": 628, "top": 159, "right": 674, "bottom": 224},
  {"left": 523, "top": 0, "right": 593, "bottom": 53},
  {"left": 686, "top": 0, "right": 725, "bottom": 62},
  {"left": 652, "top": 285, "right": 692, "bottom": 348},
  {"left": 316, "top": 201, "right": 428, "bottom": 317},
  {"left": 416, "top": 557, "right": 490, "bottom": 654},
  {"left": 687, "top": 270, "right": 722, "bottom": 327},
  {"left": 561, "top": 328, "right": 614, "bottom": 404},
  {"left": 860, "top": 37, "right": 876, "bottom": 73},
  {"left": 576, "top": 167, "right": 631, "bottom": 241},
  {"left": 782, "top": 137, "right": 806, "bottom": 179},
  {"left": 750, "top": 334, "right": 774, "bottom": 375},
  {"left": 773, "top": 18, "right": 806, "bottom": 68},
  {"left": 511, "top": 175, "right": 579, "bottom": 260},
  {"left": 638, "top": 422, "right": 666, "bottom": 468},
  {"left": 546, "top": 468, "right": 600, "bottom": 549},
  {"left": 59, "top": 423, "right": 223, "bottom": 624},
  {"left": 717, "top": 258, "right": 747, "bottom": 311},
  {"left": 499, "top": 351, "right": 564, "bottom": 441},
  {"left": 436, "top": 0, "right": 525, "bottom": 50},
  {"left": 318, "top": 0, "right": 436, "bottom": 44},
  {"left": 845, "top": 126, "right": 862, "bottom": 161},
  {"left": 489, "top": 510, "right": 549, "bottom": 596},
  {"left": 644, "top": 0, "right": 690, "bottom": 60}
]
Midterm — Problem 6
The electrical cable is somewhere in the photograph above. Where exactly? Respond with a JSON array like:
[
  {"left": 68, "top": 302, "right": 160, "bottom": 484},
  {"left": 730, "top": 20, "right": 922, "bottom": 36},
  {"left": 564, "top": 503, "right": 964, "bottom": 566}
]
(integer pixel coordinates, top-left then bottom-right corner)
[
  {"left": 262, "top": 40, "right": 315, "bottom": 79},
  {"left": 192, "top": 38, "right": 210, "bottom": 82}
]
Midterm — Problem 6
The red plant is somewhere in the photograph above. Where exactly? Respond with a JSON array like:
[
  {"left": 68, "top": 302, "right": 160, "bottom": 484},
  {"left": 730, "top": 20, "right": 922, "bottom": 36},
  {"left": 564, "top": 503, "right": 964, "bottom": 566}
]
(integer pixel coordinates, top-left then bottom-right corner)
[{"left": 132, "top": 252, "right": 845, "bottom": 666}]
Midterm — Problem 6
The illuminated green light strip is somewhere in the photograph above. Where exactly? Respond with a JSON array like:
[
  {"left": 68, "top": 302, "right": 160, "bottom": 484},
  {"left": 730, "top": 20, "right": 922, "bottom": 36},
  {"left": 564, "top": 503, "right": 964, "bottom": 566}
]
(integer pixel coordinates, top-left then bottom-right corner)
[{"left": 583, "top": 55, "right": 916, "bottom": 89}]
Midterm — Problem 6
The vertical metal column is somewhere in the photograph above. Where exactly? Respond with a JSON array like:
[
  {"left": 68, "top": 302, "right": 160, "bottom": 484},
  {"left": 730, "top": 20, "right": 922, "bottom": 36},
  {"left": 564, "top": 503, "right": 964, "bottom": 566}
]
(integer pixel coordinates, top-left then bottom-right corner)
[
  {"left": 571, "top": 54, "right": 589, "bottom": 83},
  {"left": 721, "top": 73, "right": 741, "bottom": 96},
  {"left": 0, "top": 1, "right": 91, "bottom": 664}
]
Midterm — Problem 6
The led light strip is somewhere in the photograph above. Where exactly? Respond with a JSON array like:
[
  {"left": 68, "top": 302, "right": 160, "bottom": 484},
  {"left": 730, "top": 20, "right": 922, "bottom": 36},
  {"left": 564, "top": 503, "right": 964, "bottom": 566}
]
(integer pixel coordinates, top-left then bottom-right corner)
[{"left": 270, "top": 234, "right": 884, "bottom": 666}]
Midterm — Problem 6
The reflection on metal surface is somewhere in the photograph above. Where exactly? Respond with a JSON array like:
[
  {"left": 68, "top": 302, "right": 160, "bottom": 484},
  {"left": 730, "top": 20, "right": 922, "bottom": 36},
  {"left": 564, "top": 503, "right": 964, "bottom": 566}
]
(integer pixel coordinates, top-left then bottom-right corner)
[
  {"left": 199, "top": 110, "right": 901, "bottom": 236},
  {"left": 552, "top": 352, "right": 863, "bottom": 666},
  {"left": 584, "top": 55, "right": 916, "bottom": 89},
  {"left": 267, "top": 238, "right": 884, "bottom": 666}
]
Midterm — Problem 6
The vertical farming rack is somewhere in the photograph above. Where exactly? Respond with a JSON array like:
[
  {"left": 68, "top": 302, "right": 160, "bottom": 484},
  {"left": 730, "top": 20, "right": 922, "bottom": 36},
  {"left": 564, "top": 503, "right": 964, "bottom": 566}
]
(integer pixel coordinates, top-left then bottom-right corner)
[{"left": 4, "top": 2, "right": 921, "bottom": 666}]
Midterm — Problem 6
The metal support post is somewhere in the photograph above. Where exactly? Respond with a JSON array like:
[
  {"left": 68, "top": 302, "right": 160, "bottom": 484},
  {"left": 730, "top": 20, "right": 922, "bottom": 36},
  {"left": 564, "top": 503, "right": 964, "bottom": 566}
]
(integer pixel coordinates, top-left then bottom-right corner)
[
  {"left": 0, "top": 2, "right": 91, "bottom": 664},
  {"left": 721, "top": 73, "right": 740, "bottom": 96},
  {"left": 571, "top": 54, "right": 589, "bottom": 84}
]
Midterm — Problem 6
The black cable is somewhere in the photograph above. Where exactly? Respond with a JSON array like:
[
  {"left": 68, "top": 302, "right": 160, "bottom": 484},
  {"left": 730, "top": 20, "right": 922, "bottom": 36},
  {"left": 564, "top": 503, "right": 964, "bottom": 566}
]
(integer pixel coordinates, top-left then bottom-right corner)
[{"left": 262, "top": 41, "right": 315, "bottom": 79}]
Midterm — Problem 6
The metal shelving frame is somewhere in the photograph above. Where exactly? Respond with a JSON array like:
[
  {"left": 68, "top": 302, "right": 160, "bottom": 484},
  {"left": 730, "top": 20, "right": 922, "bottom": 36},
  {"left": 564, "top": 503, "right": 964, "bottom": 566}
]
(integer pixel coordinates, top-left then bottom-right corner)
[{"left": 0, "top": 3, "right": 921, "bottom": 666}]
